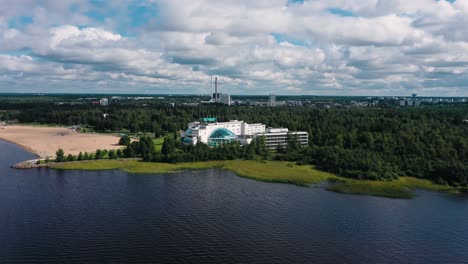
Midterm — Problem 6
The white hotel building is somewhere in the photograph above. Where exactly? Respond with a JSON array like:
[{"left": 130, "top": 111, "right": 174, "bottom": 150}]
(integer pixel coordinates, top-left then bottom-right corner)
[{"left": 181, "top": 118, "right": 308, "bottom": 149}]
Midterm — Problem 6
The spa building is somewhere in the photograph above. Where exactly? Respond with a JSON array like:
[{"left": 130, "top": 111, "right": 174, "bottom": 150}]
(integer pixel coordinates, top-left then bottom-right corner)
[{"left": 181, "top": 118, "right": 308, "bottom": 149}]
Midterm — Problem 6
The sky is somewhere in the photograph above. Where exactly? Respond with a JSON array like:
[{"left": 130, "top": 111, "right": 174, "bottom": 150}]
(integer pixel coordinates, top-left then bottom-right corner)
[{"left": 1, "top": 0, "right": 468, "bottom": 96}]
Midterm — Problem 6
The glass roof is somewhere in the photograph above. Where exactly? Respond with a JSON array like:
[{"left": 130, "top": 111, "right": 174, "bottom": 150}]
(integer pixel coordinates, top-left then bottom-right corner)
[
  {"left": 208, "top": 128, "right": 237, "bottom": 140},
  {"left": 202, "top": 117, "right": 217, "bottom": 122}
]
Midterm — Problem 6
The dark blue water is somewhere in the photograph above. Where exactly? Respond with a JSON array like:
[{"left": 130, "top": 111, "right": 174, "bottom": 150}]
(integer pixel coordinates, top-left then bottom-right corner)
[{"left": 1, "top": 140, "right": 468, "bottom": 263}]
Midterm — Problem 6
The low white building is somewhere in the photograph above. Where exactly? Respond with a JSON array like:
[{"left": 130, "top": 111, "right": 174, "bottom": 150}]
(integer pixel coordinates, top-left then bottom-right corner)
[
  {"left": 181, "top": 119, "right": 264, "bottom": 146},
  {"left": 181, "top": 118, "right": 308, "bottom": 149},
  {"left": 257, "top": 128, "right": 308, "bottom": 149}
]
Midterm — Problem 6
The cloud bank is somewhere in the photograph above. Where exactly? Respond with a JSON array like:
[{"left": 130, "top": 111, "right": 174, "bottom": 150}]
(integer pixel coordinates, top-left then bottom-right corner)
[{"left": 0, "top": 0, "right": 468, "bottom": 96}]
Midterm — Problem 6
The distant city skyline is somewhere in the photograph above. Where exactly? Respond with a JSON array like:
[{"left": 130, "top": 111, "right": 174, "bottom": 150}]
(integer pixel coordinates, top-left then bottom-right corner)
[{"left": 1, "top": 0, "right": 468, "bottom": 96}]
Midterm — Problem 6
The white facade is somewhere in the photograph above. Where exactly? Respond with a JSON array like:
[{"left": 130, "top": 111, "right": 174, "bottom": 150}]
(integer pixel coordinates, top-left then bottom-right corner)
[
  {"left": 100, "top": 98, "right": 109, "bottom": 106},
  {"left": 266, "top": 128, "right": 288, "bottom": 133},
  {"left": 182, "top": 119, "right": 308, "bottom": 149},
  {"left": 257, "top": 128, "right": 308, "bottom": 149},
  {"left": 242, "top": 123, "right": 266, "bottom": 136},
  {"left": 182, "top": 120, "right": 251, "bottom": 145},
  {"left": 220, "top": 93, "right": 231, "bottom": 105}
]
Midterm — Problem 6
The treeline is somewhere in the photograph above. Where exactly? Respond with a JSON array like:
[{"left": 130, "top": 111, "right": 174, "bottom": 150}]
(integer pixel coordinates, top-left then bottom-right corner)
[
  {"left": 123, "top": 135, "right": 268, "bottom": 163},
  {"left": 3, "top": 101, "right": 467, "bottom": 135},
  {"left": 52, "top": 135, "right": 153, "bottom": 162},
  {"left": 157, "top": 136, "right": 268, "bottom": 162},
  {"left": 4, "top": 102, "right": 467, "bottom": 186},
  {"left": 52, "top": 148, "right": 124, "bottom": 163}
]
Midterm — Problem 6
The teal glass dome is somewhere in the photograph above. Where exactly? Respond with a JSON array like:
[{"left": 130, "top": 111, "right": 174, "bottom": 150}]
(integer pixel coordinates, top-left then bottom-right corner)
[
  {"left": 208, "top": 128, "right": 237, "bottom": 146},
  {"left": 185, "top": 128, "right": 193, "bottom": 137}
]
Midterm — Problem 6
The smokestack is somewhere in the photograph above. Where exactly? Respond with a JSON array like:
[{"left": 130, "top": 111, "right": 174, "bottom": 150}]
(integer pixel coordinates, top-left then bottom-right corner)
[
  {"left": 215, "top": 77, "right": 218, "bottom": 103},
  {"left": 210, "top": 76, "right": 213, "bottom": 100}
]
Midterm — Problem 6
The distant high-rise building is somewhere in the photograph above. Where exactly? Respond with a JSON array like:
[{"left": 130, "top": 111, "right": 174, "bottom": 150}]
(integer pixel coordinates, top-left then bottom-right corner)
[
  {"left": 220, "top": 93, "right": 231, "bottom": 105},
  {"left": 269, "top": 94, "right": 276, "bottom": 107},
  {"left": 100, "top": 98, "right": 109, "bottom": 106}
]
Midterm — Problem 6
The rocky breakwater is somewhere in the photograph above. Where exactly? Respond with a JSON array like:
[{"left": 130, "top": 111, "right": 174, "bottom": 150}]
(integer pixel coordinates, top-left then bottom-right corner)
[{"left": 11, "top": 159, "right": 48, "bottom": 169}]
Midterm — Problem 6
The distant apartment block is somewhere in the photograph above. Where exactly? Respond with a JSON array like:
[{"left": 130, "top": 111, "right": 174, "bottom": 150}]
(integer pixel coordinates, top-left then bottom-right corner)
[
  {"left": 398, "top": 99, "right": 421, "bottom": 107},
  {"left": 269, "top": 93, "right": 276, "bottom": 107},
  {"left": 100, "top": 98, "right": 109, "bottom": 106},
  {"left": 220, "top": 93, "right": 231, "bottom": 105}
]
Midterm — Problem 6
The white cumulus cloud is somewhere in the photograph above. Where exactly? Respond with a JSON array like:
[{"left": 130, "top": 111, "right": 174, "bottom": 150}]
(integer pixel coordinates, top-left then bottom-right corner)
[{"left": 0, "top": 0, "right": 467, "bottom": 95}]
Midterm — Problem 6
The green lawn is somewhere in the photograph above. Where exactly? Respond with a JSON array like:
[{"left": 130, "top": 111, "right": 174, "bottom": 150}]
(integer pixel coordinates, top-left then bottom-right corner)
[
  {"left": 51, "top": 159, "right": 459, "bottom": 199},
  {"left": 153, "top": 137, "right": 164, "bottom": 152}
]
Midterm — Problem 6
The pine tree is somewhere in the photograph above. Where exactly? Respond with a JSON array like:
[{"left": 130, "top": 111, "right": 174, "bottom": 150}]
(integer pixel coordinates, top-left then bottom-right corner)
[
  {"left": 56, "top": 148, "right": 65, "bottom": 162},
  {"left": 95, "top": 149, "right": 103, "bottom": 159},
  {"left": 109, "top": 150, "right": 117, "bottom": 159},
  {"left": 67, "top": 154, "right": 75, "bottom": 162}
]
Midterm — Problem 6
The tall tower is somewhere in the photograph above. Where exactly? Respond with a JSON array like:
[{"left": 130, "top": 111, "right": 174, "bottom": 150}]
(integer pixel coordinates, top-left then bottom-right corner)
[
  {"left": 269, "top": 93, "right": 276, "bottom": 107},
  {"left": 210, "top": 76, "right": 213, "bottom": 100},
  {"left": 215, "top": 77, "right": 218, "bottom": 103}
]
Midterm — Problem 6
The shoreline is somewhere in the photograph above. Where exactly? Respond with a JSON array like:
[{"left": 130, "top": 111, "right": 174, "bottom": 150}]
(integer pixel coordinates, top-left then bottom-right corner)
[
  {"left": 49, "top": 159, "right": 462, "bottom": 199},
  {"left": 2, "top": 138, "right": 461, "bottom": 199},
  {"left": 50, "top": 159, "right": 334, "bottom": 186},
  {"left": 0, "top": 137, "right": 41, "bottom": 159}
]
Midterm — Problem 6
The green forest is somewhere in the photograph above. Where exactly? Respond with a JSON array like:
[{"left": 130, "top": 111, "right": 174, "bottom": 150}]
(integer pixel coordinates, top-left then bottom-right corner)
[{"left": 1, "top": 101, "right": 467, "bottom": 187}]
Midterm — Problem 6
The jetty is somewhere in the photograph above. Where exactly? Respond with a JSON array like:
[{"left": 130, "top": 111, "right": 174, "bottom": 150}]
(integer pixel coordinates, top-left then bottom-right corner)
[{"left": 11, "top": 159, "right": 48, "bottom": 169}]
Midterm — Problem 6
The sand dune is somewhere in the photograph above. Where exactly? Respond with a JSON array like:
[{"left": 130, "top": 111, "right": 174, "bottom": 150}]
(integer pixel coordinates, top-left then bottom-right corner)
[{"left": 0, "top": 125, "right": 123, "bottom": 158}]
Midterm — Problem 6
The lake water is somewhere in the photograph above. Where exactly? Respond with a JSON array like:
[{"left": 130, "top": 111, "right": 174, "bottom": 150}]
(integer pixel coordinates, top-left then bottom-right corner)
[{"left": 1, "top": 140, "right": 468, "bottom": 263}]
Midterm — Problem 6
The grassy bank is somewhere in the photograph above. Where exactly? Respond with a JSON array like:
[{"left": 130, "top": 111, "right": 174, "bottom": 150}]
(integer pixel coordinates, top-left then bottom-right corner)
[
  {"left": 327, "top": 177, "right": 455, "bottom": 199},
  {"left": 51, "top": 159, "right": 458, "bottom": 199},
  {"left": 51, "top": 159, "right": 336, "bottom": 186}
]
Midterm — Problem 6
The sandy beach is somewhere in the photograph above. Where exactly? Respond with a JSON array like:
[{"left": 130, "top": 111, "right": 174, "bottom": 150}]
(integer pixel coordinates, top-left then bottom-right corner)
[{"left": 0, "top": 125, "right": 123, "bottom": 158}]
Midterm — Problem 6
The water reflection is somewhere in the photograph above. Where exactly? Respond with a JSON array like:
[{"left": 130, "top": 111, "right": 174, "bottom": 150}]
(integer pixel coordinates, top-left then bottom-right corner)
[{"left": 1, "top": 140, "right": 468, "bottom": 263}]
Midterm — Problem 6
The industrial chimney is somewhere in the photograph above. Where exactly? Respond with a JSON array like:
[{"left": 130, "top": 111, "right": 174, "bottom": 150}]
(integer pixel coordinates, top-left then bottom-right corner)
[{"left": 215, "top": 77, "right": 218, "bottom": 103}]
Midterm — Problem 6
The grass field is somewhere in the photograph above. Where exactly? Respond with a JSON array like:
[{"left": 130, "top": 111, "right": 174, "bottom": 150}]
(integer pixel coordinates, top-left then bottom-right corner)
[
  {"left": 153, "top": 137, "right": 164, "bottom": 152},
  {"left": 50, "top": 159, "right": 460, "bottom": 199}
]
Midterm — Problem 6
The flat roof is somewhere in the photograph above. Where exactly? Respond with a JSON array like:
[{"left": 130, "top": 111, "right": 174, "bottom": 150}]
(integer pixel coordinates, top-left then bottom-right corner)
[{"left": 202, "top": 117, "right": 217, "bottom": 122}]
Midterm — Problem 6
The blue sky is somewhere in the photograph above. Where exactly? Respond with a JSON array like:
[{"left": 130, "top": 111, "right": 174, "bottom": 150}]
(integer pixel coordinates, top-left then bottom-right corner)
[{"left": 0, "top": 0, "right": 468, "bottom": 96}]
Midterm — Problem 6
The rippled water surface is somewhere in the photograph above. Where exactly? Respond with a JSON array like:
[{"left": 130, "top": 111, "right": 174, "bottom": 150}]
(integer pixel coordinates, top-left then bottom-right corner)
[{"left": 1, "top": 140, "right": 468, "bottom": 263}]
